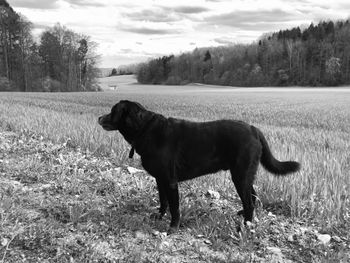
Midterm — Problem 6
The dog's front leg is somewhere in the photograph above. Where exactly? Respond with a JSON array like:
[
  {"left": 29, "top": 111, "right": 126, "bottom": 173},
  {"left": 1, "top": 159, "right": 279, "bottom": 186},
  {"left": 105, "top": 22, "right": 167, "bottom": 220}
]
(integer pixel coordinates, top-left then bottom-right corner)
[
  {"left": 151, "top": 178, "right": 168, "bottom": 220},
  {"left": 165, "top": 182, "right": 180, "bottom": 234}
]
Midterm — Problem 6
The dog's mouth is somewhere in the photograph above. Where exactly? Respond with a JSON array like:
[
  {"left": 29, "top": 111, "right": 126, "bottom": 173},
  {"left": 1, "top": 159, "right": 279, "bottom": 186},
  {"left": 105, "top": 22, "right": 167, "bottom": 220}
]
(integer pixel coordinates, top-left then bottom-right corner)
[
  {"left": 101, "top": 124, "right": 115, "bottom": 131},
  {"left": 98, "top": 115, "right": 116, "bottom": 131}
]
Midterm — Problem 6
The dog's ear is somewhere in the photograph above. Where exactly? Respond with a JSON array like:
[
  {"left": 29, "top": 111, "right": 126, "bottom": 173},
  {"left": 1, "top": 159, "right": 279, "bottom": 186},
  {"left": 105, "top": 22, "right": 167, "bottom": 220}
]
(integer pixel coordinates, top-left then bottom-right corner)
[
  {"left": 112, "top": 101, "right": 146, "bottom": 130},
  {"left": 125, "top": 101, "right": 147, "bottom": 127},
  {"left": 135, "top": 106, "right": 147, "bottom": 123}
]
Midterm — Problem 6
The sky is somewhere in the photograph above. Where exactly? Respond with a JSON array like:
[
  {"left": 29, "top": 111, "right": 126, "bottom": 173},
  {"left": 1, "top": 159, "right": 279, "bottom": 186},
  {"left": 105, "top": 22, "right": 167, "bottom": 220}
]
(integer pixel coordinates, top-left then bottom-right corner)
[{"left": 7, "top": 0, "right": 350, "bottom": 68}]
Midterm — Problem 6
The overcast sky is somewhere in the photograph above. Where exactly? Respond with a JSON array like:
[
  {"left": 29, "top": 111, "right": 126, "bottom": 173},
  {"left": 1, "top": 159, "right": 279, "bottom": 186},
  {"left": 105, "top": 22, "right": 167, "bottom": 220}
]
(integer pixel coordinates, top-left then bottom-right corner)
[{"left": 7, "top": 0, "right": 350, "bottom": 68}]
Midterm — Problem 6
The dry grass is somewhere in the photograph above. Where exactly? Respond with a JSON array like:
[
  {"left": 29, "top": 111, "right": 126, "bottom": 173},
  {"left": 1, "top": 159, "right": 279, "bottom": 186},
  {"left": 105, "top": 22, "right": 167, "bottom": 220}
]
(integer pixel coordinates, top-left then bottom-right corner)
[
  {"left": 0, "top": 89, "right": 349, "bottom": 226},
  {"left": 0, "top": 84, "right": 349, "bottom": 262}
]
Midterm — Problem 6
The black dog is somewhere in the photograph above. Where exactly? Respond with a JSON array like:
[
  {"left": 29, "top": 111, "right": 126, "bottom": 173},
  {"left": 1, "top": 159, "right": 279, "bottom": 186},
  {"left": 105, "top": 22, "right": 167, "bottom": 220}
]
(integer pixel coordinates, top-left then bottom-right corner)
[{"left": 98, "top": 100, "right": 300, "bottom": 233}]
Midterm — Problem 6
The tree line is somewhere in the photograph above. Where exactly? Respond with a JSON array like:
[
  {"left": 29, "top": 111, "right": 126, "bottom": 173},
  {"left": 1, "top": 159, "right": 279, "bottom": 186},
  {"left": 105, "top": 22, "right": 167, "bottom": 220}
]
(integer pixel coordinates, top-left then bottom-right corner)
[
  {"left": 0, "top": 0, "right": 100, "bottom": 92},
  {"left": 109, "top": 65, "right": 135, "bottom": 77},
  {"left": 137, "top": 19, "right": 350, "bottom": 87}
]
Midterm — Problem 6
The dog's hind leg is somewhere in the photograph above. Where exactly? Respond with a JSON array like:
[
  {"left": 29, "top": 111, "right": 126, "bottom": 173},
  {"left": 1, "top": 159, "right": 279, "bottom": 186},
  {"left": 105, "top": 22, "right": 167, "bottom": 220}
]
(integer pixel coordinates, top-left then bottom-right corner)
[
  {"left": 231, "top": 172, "right": 254, "bottom": 222},
  {"left": 237, "top": 185, "right": 257, "bottom": 216},
  {"left": 230, "top": 146, "right": 260, "bottom": 222}
]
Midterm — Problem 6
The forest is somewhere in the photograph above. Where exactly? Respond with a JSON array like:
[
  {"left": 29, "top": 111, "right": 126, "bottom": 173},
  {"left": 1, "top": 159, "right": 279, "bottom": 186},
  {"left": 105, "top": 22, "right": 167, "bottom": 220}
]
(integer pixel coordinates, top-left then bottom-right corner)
[
  {"left": 0, "top": 0, "right": 100, "bottom": 92},
  {"left": 137, "top": 20, "right": 350, "bottom": 87}
]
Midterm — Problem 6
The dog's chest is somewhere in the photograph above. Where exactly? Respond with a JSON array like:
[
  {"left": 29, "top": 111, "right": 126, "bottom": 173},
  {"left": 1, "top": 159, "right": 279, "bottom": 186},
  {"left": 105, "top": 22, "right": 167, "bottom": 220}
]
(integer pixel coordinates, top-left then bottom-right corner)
[{"left": 140, "top": 150, "right": 172, "bottom": 177}]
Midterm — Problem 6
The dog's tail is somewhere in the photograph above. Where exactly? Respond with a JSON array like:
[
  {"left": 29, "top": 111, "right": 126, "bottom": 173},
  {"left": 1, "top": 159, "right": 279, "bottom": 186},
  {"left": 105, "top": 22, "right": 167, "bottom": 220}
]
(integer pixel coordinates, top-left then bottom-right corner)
[{"left": 254, "top": 127, "right": 300, "bottom": 176}]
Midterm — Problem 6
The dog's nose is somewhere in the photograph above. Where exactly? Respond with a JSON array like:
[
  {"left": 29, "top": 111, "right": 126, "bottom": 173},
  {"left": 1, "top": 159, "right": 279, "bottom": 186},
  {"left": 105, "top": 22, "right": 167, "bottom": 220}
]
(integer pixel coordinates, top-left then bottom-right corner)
[{"left": 98, "top": 116, "right": 103, "bottom": 124}]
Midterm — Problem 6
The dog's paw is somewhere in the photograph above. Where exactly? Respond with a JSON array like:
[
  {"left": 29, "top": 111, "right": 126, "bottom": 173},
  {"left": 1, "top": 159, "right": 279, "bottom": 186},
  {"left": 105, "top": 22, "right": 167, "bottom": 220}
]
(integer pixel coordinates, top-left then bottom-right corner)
[
  {"left": 167, "top": 226, "right": 179, "bottom": 235},
  {"left": 150, "top": 212, "right": 164, "bottom": 220},
  {"left": 236, "top": 220, "right": 254, "bottom": 233}
]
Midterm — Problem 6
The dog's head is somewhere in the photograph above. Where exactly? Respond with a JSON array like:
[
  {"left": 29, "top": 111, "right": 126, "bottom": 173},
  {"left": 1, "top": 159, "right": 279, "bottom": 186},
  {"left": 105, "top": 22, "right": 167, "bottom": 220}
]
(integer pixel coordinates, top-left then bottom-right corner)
[{"left": 98, "top": 100, "right": 147, "bottom": 132}]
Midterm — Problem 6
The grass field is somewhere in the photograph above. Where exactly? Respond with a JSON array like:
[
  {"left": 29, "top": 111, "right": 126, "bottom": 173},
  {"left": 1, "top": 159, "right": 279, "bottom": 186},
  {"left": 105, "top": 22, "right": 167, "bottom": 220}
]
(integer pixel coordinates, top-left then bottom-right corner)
[{"left": 0, "top": 75, "right": 349, "bottom": 262}]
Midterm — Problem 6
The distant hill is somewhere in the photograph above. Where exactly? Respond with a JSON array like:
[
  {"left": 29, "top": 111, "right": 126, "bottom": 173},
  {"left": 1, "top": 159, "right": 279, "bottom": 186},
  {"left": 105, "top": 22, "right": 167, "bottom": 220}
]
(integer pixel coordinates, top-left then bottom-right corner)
[
  {"left": 98, "top": 68, "right": 113, "bottom": 78},
  {"left": 97, "top": 75, "right": 136, "bottom": 90},
  {"left": 98, "top": 64, "right": 138, "bottom": 78},
  {"left": 137, "top": 19, "right": 350, "bottom": 87}
]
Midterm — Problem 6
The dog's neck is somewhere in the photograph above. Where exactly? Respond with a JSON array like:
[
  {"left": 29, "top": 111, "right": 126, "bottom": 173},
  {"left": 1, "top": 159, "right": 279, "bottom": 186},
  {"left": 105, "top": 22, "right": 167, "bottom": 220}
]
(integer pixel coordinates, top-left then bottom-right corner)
[
  {"left": 117, "top": 111, "right": 157, "bottom": 158},
  {"left": 128, "top": 114, "right": 157, "bottom": 158}
]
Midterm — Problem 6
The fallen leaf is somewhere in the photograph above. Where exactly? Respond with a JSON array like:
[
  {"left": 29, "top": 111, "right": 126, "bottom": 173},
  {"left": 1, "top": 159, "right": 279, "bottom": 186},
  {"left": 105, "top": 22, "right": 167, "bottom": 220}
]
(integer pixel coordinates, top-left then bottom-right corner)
[
  {"left": 206, "top": 190, "right": 220, "bottom": 199},
  {"left": 1, "top": 238, "right": 9, "bottom": 247},
  {"left": 317, "top": 234, "right": 331, "bottom": 245}
]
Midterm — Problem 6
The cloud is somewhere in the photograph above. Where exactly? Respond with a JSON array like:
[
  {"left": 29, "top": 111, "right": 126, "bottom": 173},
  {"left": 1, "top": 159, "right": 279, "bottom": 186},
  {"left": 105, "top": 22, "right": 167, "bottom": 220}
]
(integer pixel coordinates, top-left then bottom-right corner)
[
  {"left": 337, "top": 1, "right": 350, "bottom": 9},
  {"left": 285, "top": 0, "right": 311, "bottom": 3},
  {"left": 204, "top": 9, "right": 303, "bottom": 30},
  {"left": 171, "top": 6, "right": 210, "bottom": 14},
  {"left": 9, "top": 0, "right": 60, "bottom": 9},
  {"left": 101, "top": 52, "right": 166, "bottom": 67},
  {"left": 214, "top": 38, "right": 235, "bottom": 45},
  {"left": 120, "top": 48, "right": 133, "bottom": 53},
  {"left": 123, "top": 6, "right": 210, "bottom": 23},
  {"left": 123, "top": 9, "right": 180, "bottom": 23},
  {"left": 120, "top": 25, "right": 180, "bottom": 35},
  {"left": 101, "top": 54, "right": 148, "bottom": 68},
  {"left": 205, "top": 0, "right": 230, "bottom": 2},
  {"left": 208, "top": 9, "right": 299, "bottom": 24},
  {"left": 33, "top": 23, "right": 50, "bottom": 30},
  {"left": 65, "top": 0, "right": 106, "bottom": 7}
]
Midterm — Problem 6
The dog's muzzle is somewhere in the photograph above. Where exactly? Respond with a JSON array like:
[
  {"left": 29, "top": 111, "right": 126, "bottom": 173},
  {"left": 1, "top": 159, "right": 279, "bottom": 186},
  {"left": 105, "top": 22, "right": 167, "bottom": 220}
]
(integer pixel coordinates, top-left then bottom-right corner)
[
  {"left": 98, "top": 115, "right": 115, "bottom": 131},
  {"left": 98, "top": 116, "right": 104, "bottom": 125}
]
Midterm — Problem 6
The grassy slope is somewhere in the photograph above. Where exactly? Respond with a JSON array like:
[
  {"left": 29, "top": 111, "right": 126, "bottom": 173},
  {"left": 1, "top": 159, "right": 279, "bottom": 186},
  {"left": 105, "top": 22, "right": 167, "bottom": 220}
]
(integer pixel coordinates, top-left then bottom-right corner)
[{"left": 0, "top": 77, "right": 349, "bottom": 262}]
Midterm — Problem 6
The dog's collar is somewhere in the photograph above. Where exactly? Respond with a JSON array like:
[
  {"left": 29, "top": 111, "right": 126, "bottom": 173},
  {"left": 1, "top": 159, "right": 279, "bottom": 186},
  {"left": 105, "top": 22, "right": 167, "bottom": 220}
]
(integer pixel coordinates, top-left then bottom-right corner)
[
  {"left": 129, "top": 147, "right": 135, "bottom": 158},
  {"left": 129, "top": 115, "right": 156, "bottom": 158}
]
